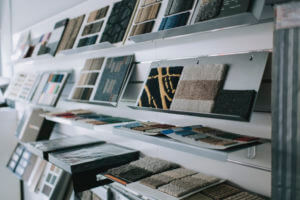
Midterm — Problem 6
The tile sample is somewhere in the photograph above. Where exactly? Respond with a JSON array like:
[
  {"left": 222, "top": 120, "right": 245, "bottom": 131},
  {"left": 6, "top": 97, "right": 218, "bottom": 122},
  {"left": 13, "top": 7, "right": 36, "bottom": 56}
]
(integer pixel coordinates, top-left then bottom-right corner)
[
  {"left": 165, "top": 0, "right": 195, "bottom": 16},
  {"left": 130, "top": 21, "right": 155, "bottom": 36},
  {"left": 107, "top": 164, "right": 152, "bottom": 182},
  {"left": 87, "top": 6, "right": 109, "bottom": 23},
  {"left": 170, "top": 64, "right": 228, "bottom": 113},
  {"left": 218, "top": 0, "right": 251, "bottom": 18},
  {"left": 182, "top": 192, "right": 213, "bottom": 200},
  {"left": 100, "top": 0, "right": 138, "bottom": 44},
  {"left": 159, "top": 12, "right": 190, "bottom": 30},
  {"left": 56, "top": 15, "right": 85, "bottom": 53},
  {"left": 82, "top": 21, "right": 104, "bottom": 36},
  {"left": 212, "top": 90, "right": 256, "bottom": 119},
  {"left": 135, "top": 3, "right": 161, "bottom": 23},
  {"left": 71, "top": 57, "right": 105, "bottom": 101},
  {"left": 78, "top": 35, "right": 98, "bottom": 47},
  {"left": 92, "top": 55, "right": 134, "bottom": 105},
  {"left": 138, "top": 66, "right": 183, "bottom": 109}
]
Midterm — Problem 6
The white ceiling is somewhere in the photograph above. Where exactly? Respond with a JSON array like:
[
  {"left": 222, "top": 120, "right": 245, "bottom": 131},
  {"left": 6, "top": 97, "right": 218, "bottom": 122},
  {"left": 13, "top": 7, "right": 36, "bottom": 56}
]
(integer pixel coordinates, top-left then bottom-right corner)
[{"left": 12, "top": 0, "right": 87, "bottom": 33}]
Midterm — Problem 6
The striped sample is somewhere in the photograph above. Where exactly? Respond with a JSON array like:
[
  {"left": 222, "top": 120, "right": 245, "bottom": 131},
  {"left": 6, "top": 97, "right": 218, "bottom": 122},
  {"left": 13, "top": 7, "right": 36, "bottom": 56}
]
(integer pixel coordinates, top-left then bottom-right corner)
[
  {"left": 56, "top": 15, "right": 85, "bottom": 53},
  {"left": 165, "top": 0, "right": 195, "bottom": 16},
  {"left": 82, "top": 21, "right": 104, "bottom": 36},
  {"left": 170, "top": 64, "right": 227, "bottom": 113},
  {"left": 138, "top": 66, "right": 183, "bottom": 109},
  {"left": 272, "top": 2, "right": 300, "bottom": 199}
]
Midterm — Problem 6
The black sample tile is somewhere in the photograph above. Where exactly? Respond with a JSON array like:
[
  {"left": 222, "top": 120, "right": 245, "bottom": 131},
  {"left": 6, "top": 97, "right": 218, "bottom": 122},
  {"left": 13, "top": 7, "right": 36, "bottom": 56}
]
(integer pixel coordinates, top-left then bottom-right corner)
[
  {"left": 159, "top": 12, "right": 190, "bottom": 30},
  {"left": 100, "top": 0, "right": 137, "bottom": 44},
  {"left": 78, "top": 35, "right": 98, "bottom": 47},
  {"left": 212, "top": 90, "right": 256, "bottom": 120},
  {"left": 25, "top": 136, "right": 105, "bottom": 160},
  {"left": 138, "top": 66, "right": 183, "bottom": 109},
  {"left": 218, "top": 0, "right": 251, "bottom": 18},
  {"left": 165, "top": 0, "right": 195, "bottom": 16},
  {"left": 93, "top": 55, "right": 134, "bottom": 104}
]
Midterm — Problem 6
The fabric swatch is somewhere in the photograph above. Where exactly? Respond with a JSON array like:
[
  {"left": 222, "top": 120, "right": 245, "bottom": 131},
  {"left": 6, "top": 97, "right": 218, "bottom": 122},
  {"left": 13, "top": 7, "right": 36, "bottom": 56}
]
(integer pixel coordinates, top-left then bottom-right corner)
[
  {"left": 135, "top": 3, "right": 161, "bottom": 23},
  {"left": 138, "top": 66, "right": 183, "bottom": 109},
  {"left": 87, "top": 6, "right": 109, "bottom": 23},
  {"left": 165, "top": 0, "right": 195, "bottom": 16},
  {"left": 56, "top": 15, "right": 85, "bottom": 53},
  {"left": 161, "top": 168, "right": 197, "bottom": 179},
  {"left": 78, "top": 35, "right": 98, "bottom": 47},
  {"left": 201, "top": 183, "right": 241, "bottom": 199},
  {"left": 158, "top": 176, "right": 206, "bottom": 197},
  {"left": 223, "top": 192, "right": 265, "bottom": 200},
  {"left": 142, "top": 0, "right": 161, "bottom": 7},
  {"left": 194, "top": 0, "right": 223, "bottom": 22},
  {"left": 212, "top": 90, "right": 256, "bottom": 119},
  {"left": 100, "top": 0, "right": 137, "bottom": 44},
  {"left": 182, "top": 193, "right": 213, "bottom": 200},
  {"left": 170, "top": 64, "right": 228, "bottom": 113},
  {"left": 83, "top": 57, "right": 105, "bottom": 71},
  {"left": 159, "top": 12, "right": 190, "bottom": 30},
  {"left": 107, "top": 164, "right": 152, "bottom": 182},
  {"left": 130, "top": 157, "right": 179, "bottom": 173},
  {"left": 93, "top": 55, "right": 134, "bottom": 103},
  {"left": 130, "top": 21, "right": 155, "bottom": 36},
  {"left": 140, "top": 174, "right": 175, "bottom": 189},
  {"left": 82, "top": 21, "right": 104, "bottom": 36}
]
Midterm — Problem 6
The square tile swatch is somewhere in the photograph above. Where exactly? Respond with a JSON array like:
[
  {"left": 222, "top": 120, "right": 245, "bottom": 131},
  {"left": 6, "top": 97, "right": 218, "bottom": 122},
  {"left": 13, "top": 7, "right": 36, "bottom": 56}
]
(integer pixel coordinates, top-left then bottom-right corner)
[
  {"left": 107, "top": 164, "right": 153, "bottom": 182},
  {"left": 130, "top": 156, "right": 179, "bottom": 173},
  {"left": 138, "top": 66, "right": 184, "bottom": 109},
  {"left": 92, "top": 55, "right": 134, "bottom": 104},
  {"left": 130, "top": 21, "right": 155, "bottom": 36},
  {"left": 170, "top": 64, "right": 228, "bottom": 113},
  {"left": 71, "top": 57, "right": 105, "bottom": 101},
  {"left": 87, "top": 6, "right": 109, "bottom": 23},
  {"left": 218, "top": 0, "right": 251, "bottom": 18},
  {"left": 165, "top": 0, "right": 195, "bottom": 16},
  {"left": 56, "top": 15, "right": 85, "bottom": 53},
  {"left": 159, "top": 12, "right": 190, "bottom": 30},
  {"left": 182, "top": 192, "right": 213, "bottom": 200},
  {"left": 140, "top": 168, "right": 197, "bottom": 189},
  {"left": 201, "top": 183, "right": 241, "bottom": 199},
  {"left": 100, "top": 0, "right": 138, "bottom": 44},
  {"left": 82, "top": 21, "right": 104, "bottom": 36},
  {"left": 212, "top": 90, "right": 256, "bottom": 119},
  {"left": 78, "top": 35, "right": 98, "bottom": 47}
]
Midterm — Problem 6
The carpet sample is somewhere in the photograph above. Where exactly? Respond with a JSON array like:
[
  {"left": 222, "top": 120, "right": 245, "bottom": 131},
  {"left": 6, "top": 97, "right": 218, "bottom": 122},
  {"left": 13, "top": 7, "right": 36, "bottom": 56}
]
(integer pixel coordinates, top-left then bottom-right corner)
[
  {"left": 159, "top": 12, "right": 190, "bottom": 30},
  {"left": 130, "top": 157, "right": 179, "bottom": 173},
  {"left": 158, "top": 176, "right": 206, "bottom": 197},
  {"left": 87, "top": 6, "right": 109, "bottom": 23},
  {"left": 182, "top": 192, "right": 213, "bottom": 200},
  {"left": 223, "top": 192, "right": 265, "bottom": 200},
  {"left": 165, "top": 0, "right": 195, "bottom": 16},
  {"left": 140, "top": 174, "right": 175, "bottom": 189},
  {"left": 201, "top": 183, "right": 241, "bottom": 199},
  {"left": 212, "top": 90, "right": 256, "bottom": 119},
  {"left": 107, "top": 164, "right": 152, "bottom": 182},
  {"left": 194, "top": 0, "right": 223, "bottom": 22},
  {"left": 100, "top": 0, "right": 137, "bottom": 44},
  {"left": 135, "top": 3, "right": 161, "bottom": 23},
  {"left": 130, "top": 21, "right": 155, "bottom": 36},
  {"left": 93, "top": 55, "right": 134, "bottom": 103},
  {"left": 82, "top": 21, "right": 104, "bottom": 36},
  {"left": 142, "top": 0, "right": 162, "bottom": 7},
  {"left": 170, "top": 64, "right": 228, "bottom": 113},
  {"left": 57, "top": 15, "right": 85, "bottom": 53},
  {"left": 138, "top": 66, "right": 183, "bottom": 109}
]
